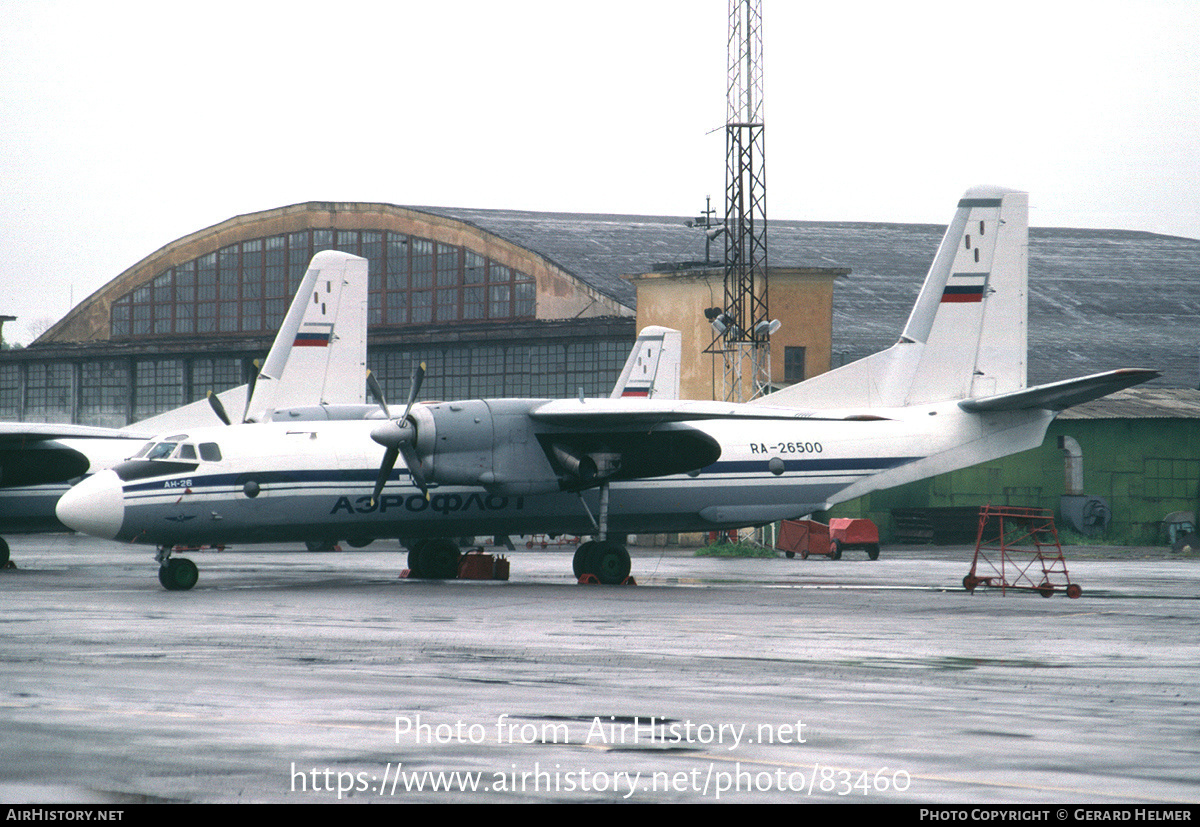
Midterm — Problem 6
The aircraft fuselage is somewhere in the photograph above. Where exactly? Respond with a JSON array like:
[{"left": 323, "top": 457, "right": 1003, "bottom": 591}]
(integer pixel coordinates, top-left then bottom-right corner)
[{"left": 56, "top": 397, "right": 1054, "bottom": 548}]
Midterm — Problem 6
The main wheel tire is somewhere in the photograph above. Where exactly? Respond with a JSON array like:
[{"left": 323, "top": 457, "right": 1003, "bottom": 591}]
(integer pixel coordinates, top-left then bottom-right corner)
[
  {"left": 589, "top": 540, "right": 631, "bottom": 585},
  {"left": 407, "top": 543, "right": 428, "bottom": 578},
  {"left": 158, "top": 557, "right": 199, "bottom": 591},
  {"left": 830, "top": 540, "right": 843, "bottom": 560},
  {"left": 573, "top": 541, "right": 598, "bottom": 578},
  {"left": 866, "top": 544, "right": 880, "bottom": 560},
  {"left": 417, "top": 539, "right": 460, "bottom": 580}
]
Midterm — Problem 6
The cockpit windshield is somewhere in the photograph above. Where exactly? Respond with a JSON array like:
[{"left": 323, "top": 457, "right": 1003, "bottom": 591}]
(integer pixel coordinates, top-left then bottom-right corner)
[
  {"left": 129, "top": 436, "right": 220, "bottom": 463},
  {"left": 146, "top": 442, "right": 178, "bottom": 460}
]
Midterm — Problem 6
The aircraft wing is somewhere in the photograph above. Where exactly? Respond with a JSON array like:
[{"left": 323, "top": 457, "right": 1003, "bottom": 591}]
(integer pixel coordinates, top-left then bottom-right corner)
[
  {"left": 530, "top": 398, "right": 860, "bottom": 425},
  {"left": 958, "top": 369, "right": 1160, "bottom": 413},
  {"left": 0, "top": 422, "right": 153, "bottom": 444},
  {"left": 0, "top": 423, "right": 149, "bottom": 489}
]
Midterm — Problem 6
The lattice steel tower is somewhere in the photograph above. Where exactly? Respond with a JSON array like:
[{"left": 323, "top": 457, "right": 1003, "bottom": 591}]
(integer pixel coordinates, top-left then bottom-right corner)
[{"left": 718, "top": 0, "right": 770, "bottom": 401}]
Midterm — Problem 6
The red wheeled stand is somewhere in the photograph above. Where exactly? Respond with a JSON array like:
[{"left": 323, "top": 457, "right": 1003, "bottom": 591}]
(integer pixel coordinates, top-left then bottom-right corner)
[{"left": 963, "top": 505, "right": 1082, "bottom": 598}]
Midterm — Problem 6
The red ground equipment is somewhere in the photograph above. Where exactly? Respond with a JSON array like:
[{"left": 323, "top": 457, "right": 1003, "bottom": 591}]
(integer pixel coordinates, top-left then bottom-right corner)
[
  {"left": 776, "top": 518, "right": 880, "bottom": 560},
  {"left": 457, "top": 549, "right": 510, "bottom": 580},
  {"left": 829, "top": 518, "right": 881, "bottom": 560},
  {"left": 963, "top": 505, "right": 1081, "bottom": 598}
]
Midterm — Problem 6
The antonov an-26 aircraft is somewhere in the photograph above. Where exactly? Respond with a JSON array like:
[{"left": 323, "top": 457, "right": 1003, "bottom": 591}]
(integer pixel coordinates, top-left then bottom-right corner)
[
  {"left": 0, "top": 247, "right": 371, "bottom": 567},
  {"left": 57, "top": 187, "right": 1156, "bottom": 589}
]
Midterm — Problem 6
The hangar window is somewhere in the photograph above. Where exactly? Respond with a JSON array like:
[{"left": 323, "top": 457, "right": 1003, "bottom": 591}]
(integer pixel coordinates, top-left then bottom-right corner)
[
  {"left": 80, "top": 360, "right": 130, "bottom": 422},
  {"left": 109, "top": 225, "right": 537, "bottom": 340},
  {"left": 0, "top": 364, "right": 20, "bottom": 419}
]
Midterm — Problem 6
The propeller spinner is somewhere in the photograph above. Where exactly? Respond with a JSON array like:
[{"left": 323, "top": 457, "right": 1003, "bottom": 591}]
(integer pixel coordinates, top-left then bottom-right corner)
[{"left": 368, "top": 363, "right": 427, "bottom": 504}]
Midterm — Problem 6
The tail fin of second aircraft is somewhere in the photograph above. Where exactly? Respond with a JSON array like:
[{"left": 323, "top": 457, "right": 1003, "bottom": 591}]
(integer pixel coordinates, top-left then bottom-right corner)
[
  {"left": 764, "top": 186, "right": 1029, "bottom": 410},
  {"left": 245, "top": 250, "right": 368, "bottom": 421},
  {"left": 610, "top": 326, "right": 682, "bottom": 400}
]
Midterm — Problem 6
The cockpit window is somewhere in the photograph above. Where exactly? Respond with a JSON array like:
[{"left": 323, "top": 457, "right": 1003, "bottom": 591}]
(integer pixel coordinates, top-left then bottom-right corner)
[
  {"left": 146, "top": 442, "right": 178, "bottom": 460},
  {"left": 178, "top": 443, "right": 197, "bottom": 460},
  {"left": 199, "top": 443, "right": 222, "bottom": 462}
]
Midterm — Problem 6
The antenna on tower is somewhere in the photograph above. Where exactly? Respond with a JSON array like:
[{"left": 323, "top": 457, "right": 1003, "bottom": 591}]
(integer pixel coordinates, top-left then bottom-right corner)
[{"left": 706, "top": 0, "right": 774, "bottom": 402}]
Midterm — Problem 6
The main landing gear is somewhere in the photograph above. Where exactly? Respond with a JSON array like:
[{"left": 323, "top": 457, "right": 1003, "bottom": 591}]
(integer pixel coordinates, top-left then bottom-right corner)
[
  {"left": 405, "top": 538, "right": 462, "bottom": 580},
  {"left": 572, "top": 539, "right": 631, "bottom": 585},
  {"left": 155, "top": 546, "right": 199, "bottom": 591},
  {"left": 572, "top": 481, "right": 633, "bottom": 585}
]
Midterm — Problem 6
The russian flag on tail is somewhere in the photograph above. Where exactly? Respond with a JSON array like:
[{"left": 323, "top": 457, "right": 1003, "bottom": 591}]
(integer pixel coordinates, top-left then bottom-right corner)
[
  {"left": 941, "top": 273, "right": 988, "bottom": 303},
  {"left": 294, "top": 323, "right": 334, "bottom": 347}
]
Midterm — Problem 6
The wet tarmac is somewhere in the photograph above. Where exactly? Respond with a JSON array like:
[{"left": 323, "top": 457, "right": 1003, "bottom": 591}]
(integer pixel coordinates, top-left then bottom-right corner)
[{"left": 1, "top": 533, "right": 1198, "bottom": 803}]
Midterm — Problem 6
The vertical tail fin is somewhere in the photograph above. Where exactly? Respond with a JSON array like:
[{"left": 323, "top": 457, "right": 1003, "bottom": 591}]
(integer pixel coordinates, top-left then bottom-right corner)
[
  {"left": 762, "top": 186, "right": 1028, "bottom": 409},
  {"left": 245, "top": 251, "right": 368, "bottom": 421},
  {"left": 610, "top": 326, "right": 682, "bottom": 400}
]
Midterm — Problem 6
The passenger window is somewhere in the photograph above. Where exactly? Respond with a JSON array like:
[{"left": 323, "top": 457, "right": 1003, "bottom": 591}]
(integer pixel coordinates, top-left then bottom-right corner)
[{"left": 199, "top": 443, "right": 222, "bottom": 462}]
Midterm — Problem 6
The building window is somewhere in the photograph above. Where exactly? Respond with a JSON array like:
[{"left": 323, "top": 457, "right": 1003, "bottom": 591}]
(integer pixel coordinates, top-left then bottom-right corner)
[
  {"left": 0, "top": 364, "right": 20, "bottom": 419},
  {"left": 784, "top": 346, "right": 806, "bottom": 383},
  {"left": 80, "top": 360, "right": 130, "bottom": 425},
  {"left": 368, "top": 340, "right": 627, "bottom": 402},
  {"left": 109, "top": 228, "right": 538, "bottom": 340},
  {"left": 134, "top": 360, "right": 183, "bottom": 419}
]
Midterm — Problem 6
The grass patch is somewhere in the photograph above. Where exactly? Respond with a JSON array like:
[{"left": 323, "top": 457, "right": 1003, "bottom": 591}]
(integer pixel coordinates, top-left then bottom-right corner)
[
  {"left": 1053, "top": 526, "right": 1132, "bottom": 547},
  {"left": 694, "top": 542, "right": 778, "bottom": 558}
]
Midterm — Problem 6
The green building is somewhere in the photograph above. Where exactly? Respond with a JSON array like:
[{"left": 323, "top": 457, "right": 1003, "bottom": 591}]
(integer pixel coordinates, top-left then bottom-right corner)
[{"left": 831, "top": 388, "right": 1200, "bottom": 545}]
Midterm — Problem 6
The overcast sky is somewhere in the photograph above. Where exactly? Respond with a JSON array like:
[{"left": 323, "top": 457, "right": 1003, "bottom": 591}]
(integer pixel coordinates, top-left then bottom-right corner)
[{"left": 2, "top": 0, "right": 1197, "bottom": 344}]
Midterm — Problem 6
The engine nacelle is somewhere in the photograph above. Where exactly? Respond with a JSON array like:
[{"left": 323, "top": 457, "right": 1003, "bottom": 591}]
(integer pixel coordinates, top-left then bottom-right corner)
[
  {"left": 414, "top": 399, "right": 562, "bottom": 495},
  {"left": 408, "top": 398, "right": 722, "bottom": 496}
]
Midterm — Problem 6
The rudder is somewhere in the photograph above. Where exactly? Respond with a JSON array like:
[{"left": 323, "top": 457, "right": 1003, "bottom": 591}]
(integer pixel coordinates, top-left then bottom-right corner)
[{"left": 759, "top": 186, "right": 1028, "bottom": 410}]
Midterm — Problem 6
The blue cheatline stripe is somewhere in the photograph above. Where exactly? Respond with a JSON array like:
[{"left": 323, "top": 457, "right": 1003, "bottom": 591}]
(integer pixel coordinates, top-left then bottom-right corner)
[
  {"left": 708, "top": 456, "right": 917, "bottom": 474},
  {"left": 121, "top": 456, "right": 918, "bottom": 500},
  {"left": 124, "top": 468, "right": 387, "bottom": 494},
  {"left": 957, "top": 198, "right": 1002, "bottom": 208}
]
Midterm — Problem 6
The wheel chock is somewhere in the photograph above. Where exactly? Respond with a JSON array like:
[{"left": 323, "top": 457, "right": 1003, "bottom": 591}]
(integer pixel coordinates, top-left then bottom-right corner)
[{"left": 576, "top": 574, "right": 637, "bottom": 586}]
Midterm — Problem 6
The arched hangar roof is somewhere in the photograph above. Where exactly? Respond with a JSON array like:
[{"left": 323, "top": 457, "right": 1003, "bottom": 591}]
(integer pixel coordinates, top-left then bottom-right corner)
[{"left": 39, "top": 202, "right": 632, "bottom": 345}]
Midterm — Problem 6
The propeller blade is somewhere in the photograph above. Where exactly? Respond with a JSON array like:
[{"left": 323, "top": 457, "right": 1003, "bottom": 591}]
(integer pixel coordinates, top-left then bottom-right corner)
[
  {"left": 366, "top": 369, "right": 390, "bottom": 418},
  {"left": 398, "top": 440, "right": 428, "bottom": 495},
  {"left": 242, "top": 359, "right": 261, "bottom": 423},
  {"left": 371, "top": 446, "right": 399, "bottom": 507},
  {"left": 207, "top": 391, "right": 232, "bottom": 426},
  {"left": 401, "top": 362, "right": 425, "bottom": 421},
  {"left": 368, "top": 361, "right": 429, "bottom": 502}
]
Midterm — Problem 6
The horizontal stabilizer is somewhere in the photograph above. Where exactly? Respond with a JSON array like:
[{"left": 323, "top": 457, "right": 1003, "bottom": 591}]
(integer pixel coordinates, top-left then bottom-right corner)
[{"left": 958, "top": 369, "right": 1159, "bottom": 413}]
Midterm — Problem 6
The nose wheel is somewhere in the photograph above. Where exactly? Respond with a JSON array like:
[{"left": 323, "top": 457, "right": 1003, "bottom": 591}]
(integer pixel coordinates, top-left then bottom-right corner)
[{"left": 155, "top": 546, "right": 199, "bottom": 591}]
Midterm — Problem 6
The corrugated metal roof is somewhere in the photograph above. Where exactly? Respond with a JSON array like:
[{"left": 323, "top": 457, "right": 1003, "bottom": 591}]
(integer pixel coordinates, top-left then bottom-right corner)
[
  {"left": 1058, "top": 387, "right": 1200, "bottom": 419},
  {"left": 422, "top": 207, "right": 1200, "bottom": 389}
]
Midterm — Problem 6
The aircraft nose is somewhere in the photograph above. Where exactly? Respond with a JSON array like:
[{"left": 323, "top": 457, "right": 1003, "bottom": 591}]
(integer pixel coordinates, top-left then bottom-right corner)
[{"left": 56, "top": 470, "right": 125, "bottom": 540}]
